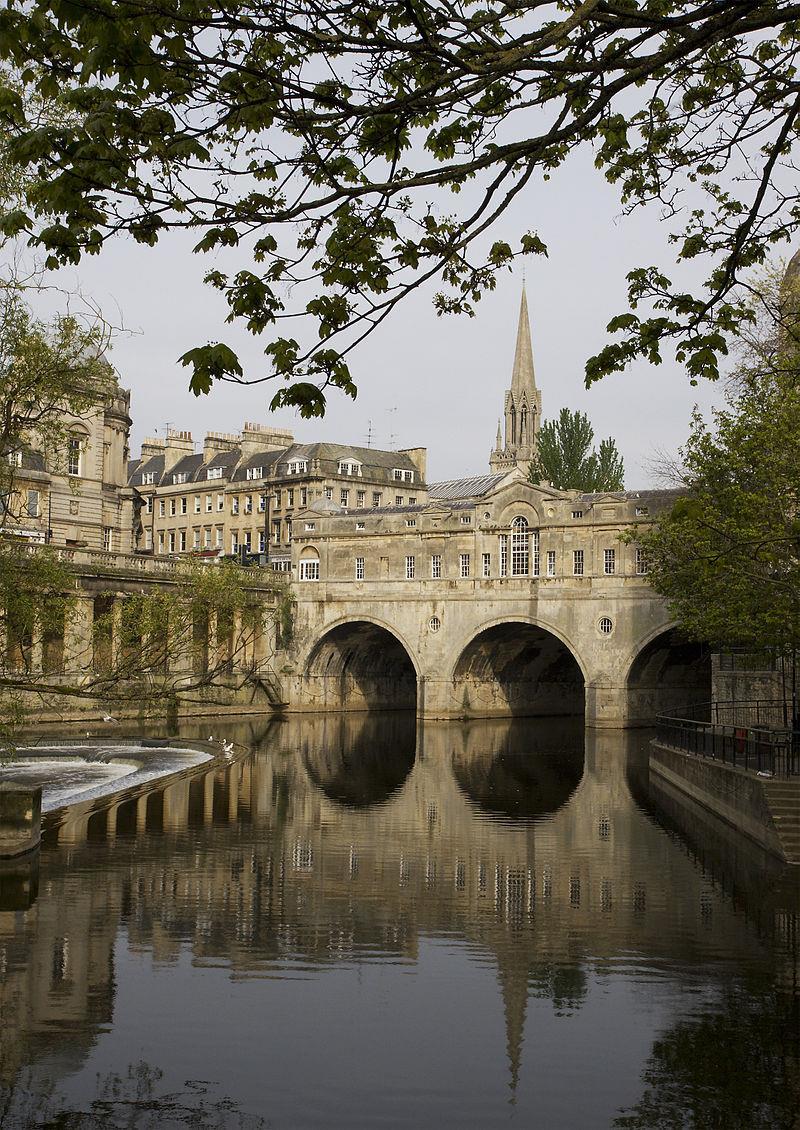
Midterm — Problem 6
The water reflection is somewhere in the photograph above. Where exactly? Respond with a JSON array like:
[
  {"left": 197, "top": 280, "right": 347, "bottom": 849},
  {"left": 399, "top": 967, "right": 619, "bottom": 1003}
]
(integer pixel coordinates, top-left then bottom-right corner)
[
  {"left": 450, "top": 716, "right": 584, "bottom": 821},
  {"left": 302, "top": 712, "right": 416, "bottom": 807},
  {"left": 0, "top": 716, "right": 797, "bottom": 1128}
]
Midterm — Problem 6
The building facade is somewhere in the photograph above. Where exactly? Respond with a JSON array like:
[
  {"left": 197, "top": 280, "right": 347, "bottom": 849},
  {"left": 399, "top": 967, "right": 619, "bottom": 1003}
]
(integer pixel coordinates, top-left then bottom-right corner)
[
  {"left": 1, "top": 369, "right": 136, "bottom": 554},
  {"left": 128, "top": 424, "right": 428, "bottom": 569}
]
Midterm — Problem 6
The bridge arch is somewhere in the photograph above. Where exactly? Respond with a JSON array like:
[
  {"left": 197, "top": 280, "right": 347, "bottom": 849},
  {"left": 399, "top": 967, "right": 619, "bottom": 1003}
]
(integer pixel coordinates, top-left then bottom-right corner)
[
  {"left": 625, "top": 624, "right": 712, "bottom": 723},
  {"left": 449, "top": 617, "right": 586, "bottom": 719},
  {"left": 300, "top": 616, "right": 419, "bottom": 712}
]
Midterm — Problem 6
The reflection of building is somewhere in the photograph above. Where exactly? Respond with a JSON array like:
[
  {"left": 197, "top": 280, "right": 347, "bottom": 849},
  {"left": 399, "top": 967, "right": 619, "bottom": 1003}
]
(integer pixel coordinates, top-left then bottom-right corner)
[{"left": 4, "top": 717, "right": 792, "bottom": 1105}]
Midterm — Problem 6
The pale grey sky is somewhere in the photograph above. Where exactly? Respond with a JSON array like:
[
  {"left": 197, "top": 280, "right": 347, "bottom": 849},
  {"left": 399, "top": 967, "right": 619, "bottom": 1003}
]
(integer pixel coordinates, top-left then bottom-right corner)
[{"left": 49, "top": 146, "right": 725, "bottom": 487}]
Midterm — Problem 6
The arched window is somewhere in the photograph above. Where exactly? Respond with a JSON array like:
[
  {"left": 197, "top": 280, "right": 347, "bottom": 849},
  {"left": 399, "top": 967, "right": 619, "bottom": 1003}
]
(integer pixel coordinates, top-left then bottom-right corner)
[
  {"left": 520, "top": 405, "right": 528, "bottom": 444},
  {"left": 67, "top": 434, "right": 82, "bottom": 477},
  {"left": 298, "top": 548, "right": 320, "bottom": 581},
  {"left": 509, "top": 406, "right": 517, "bottom": 445},
  {"left": 511, "top": 515, "right": 529, "bottom": 576}
]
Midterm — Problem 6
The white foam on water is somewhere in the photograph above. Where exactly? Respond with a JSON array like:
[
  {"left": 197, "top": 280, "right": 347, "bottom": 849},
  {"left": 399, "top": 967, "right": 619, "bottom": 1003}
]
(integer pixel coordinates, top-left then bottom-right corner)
[{"left": 0, "top": 745, "right": 212, "bottom": 811}]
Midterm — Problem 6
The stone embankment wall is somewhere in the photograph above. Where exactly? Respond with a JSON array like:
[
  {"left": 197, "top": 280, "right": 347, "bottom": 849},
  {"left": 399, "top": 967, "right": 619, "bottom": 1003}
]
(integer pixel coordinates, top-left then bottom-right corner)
[{"left": 650, "top": 741, "right": 798, "bottom": 864}]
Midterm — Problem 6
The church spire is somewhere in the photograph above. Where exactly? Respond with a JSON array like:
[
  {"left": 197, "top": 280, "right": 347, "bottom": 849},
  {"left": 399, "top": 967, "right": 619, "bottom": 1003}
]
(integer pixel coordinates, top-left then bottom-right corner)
[
  {"left": 510, "top": 284, "right": 537, "bottom": 397},
  {"left": 489, "top": 282, "right": 543, "bottom": 476}
]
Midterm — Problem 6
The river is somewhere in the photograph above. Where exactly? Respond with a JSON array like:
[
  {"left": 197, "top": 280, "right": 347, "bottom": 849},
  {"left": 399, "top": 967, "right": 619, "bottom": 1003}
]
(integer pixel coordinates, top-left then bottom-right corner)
[{"left": 1, "top": 714, "right": 798, "bottom": 1128}]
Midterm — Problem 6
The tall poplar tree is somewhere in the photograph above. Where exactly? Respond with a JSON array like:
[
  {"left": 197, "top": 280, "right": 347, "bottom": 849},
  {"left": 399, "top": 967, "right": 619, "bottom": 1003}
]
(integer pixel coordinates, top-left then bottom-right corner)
[{"left": 528, "top": 409, "right": 625, "bottom": 492}]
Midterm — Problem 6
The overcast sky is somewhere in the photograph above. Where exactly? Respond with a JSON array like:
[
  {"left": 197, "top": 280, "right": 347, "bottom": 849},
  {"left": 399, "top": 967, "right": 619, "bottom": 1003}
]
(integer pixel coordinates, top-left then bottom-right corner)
[{"left": 49, "top": 146, "right": 726, "bottom": 487}]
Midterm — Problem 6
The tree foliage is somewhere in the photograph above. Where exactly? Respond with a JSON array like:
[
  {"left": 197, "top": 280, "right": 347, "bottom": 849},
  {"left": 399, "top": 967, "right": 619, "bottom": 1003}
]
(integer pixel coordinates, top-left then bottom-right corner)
[
  {"left": 1, "top": 3, "right": 800, "bottom": 412},
  {"left": 528, "top": 408, "right": 624, "bottom": 491},
  {"left": 633, "top": 267, "right": 800, "bottom": 655}
]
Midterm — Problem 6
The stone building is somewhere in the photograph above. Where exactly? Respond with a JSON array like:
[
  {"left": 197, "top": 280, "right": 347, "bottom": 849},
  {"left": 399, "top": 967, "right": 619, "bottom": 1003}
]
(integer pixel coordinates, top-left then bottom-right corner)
[
  {"left": 1, "top": 367, "right": 136, "bottom": 553},
  {"left": 128, "top": 424, "right": 427, "bottom": 568}
]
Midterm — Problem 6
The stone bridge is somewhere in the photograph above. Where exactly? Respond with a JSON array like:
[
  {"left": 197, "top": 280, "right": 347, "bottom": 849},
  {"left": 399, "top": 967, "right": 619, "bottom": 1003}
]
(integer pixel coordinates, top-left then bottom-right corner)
[{"left": 280, "top": 476, "right": 710, "bottom": 727}]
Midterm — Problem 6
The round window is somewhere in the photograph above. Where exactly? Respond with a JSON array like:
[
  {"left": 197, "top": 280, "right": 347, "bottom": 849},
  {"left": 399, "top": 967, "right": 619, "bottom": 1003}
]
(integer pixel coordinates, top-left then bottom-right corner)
[
  {"left": 598, "top": 617, "right": 613, "bottom": 635},
  {"left": 429, "top": 616, "right": 441, "bottom": 632}
]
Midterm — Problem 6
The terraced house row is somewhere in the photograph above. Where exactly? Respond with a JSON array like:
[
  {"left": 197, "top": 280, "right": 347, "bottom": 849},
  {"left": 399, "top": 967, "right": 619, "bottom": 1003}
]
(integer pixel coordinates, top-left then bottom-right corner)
[{"left": 127, "top": 423, "right": 428, "bottom": 569}]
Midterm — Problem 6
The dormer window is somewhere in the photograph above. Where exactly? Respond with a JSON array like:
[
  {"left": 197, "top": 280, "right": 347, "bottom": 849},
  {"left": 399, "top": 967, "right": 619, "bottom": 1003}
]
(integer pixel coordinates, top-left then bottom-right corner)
[
  {"left": 337, "top": 460, "right": 362, "bottom": 476},
  {"left": 207, "top": 466, "right": 223, "bottom": 480},
  {"left": 172, "top": 472, "right": 188, "bottom": 484},
  {"left": 393, "top": 468, "right": 414, "bottom": 483},
  {"left": 246, "top": 466, "right": 263, "bottom": 480},
  {"left": 141, "top": 471, "right": 155, "bottom": 485},
  {"left": 286, "top": 460, "right": 307, "bottom": 475}
]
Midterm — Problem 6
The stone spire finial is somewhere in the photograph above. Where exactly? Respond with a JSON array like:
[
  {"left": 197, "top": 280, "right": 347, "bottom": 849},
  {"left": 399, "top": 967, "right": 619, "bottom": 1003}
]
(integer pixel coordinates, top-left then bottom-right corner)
[
  {"left": 489, "top": 282, "right": 543, "bottom": 476},
  {"left": 510, "top": 284, "right": 537, "bottom": 396},
  {"left": 496, "top": 419, "right": 503, "bottom": 450}
]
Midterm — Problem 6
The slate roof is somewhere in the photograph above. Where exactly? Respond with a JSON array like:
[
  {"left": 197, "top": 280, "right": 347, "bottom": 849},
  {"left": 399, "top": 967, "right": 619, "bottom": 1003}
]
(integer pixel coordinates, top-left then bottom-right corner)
[
  {"left": 230, "top": 449, "right": 284, "bottom": 483},
  {"left": 429, "top": 473, "right": 508, "bottom": 500},
  {"left": 165, "top": 453, "right": 204, "bottom": 483},
  {"left": 277, "top": 442, "right": 420, "bottom": 476},
  {"left": 577, "top": 488, "right": 683, "bottom": 509},
  {"left": 128, "top": 454, "right": 165, "bottom": 487},
  {"left": 202, "top": 448, "right": 241, "bottom": 477}
]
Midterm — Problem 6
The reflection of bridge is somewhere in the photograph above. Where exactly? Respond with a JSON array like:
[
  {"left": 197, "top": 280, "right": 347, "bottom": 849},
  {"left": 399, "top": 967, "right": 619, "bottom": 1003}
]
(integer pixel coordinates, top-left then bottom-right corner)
[
  {"left": 282, "top": 477, "right": 711, "bottom": 726},
  {"left": 2, "top": 714, "right": 789, "bottom": 1111}
]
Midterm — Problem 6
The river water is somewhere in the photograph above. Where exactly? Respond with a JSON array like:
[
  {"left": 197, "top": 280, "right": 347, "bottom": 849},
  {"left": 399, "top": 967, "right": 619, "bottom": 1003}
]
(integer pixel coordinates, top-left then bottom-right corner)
[{"left": 1, "top": 714, "right": 798, "bottom": 1128}]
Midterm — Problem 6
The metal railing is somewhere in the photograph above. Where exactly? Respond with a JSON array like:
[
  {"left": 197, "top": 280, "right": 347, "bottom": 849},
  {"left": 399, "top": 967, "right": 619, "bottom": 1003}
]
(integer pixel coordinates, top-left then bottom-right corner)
[
  {"left": 655, "top": 713, "right": 800, "bottom": 778},
  {"left": 679, "top": 699, "right": 795, "bottom": 728}
]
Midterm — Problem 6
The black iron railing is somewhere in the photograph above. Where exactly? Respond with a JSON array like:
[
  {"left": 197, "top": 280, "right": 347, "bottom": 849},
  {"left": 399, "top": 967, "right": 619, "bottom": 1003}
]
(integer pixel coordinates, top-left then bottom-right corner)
[{"left": 655, "top": 713, "right": 800, "bottom": 778}]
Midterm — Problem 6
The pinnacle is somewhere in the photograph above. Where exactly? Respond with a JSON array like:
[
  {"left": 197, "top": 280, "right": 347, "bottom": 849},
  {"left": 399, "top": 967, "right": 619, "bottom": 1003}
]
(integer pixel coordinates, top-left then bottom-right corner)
[{"left": 510, "top": 284, "right": 537, "bottom": 395}]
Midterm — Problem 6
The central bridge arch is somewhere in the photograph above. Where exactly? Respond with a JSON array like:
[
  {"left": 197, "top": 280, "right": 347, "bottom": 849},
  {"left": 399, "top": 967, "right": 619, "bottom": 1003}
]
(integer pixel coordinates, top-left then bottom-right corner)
[
  {"left": 300, "top": 617, "right": 419, "bottom": 712},
  {"left": 449, "top": 619, "right": 586, "bottom": 719}
]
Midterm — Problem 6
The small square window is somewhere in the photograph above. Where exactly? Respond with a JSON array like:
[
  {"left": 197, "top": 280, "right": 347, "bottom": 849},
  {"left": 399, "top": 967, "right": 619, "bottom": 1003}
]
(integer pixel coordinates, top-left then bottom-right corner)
[{"left": 571, "top": 510, "right": 583, "bottom": 519}]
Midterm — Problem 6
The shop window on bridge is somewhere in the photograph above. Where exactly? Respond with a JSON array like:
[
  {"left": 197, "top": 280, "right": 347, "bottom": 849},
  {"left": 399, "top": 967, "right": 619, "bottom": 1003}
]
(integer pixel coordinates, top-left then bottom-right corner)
[
  {"left": 511, "top": 516, "right": 528, "bottom": 574},
  {"left": 510, "top": 516, "right": 539, "bottom": 576},
  {"left": 299, "top": 551, "right": 320, "bottom": 581}
]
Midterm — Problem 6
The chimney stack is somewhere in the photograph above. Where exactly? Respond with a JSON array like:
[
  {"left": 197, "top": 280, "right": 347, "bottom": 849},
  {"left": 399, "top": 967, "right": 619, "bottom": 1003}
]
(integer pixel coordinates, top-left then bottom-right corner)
[
  {"left": 139, "top": 437, "right": 165, "bottom": 460},
  {"left": 239, "top": 421, "right": 294, "bottom": 459},
  {"left": 164, "top": 429, "right": 194, "bottom": 474},
  {"left": 203, "top": 431, "right": 240, "bottom": 463}
]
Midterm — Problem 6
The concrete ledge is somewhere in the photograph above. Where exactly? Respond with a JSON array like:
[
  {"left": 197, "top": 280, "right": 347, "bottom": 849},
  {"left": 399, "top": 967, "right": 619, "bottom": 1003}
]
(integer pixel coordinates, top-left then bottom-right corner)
[
  {"left": 650, "top": 741, "right": 788, "bottom": 862},
  {"left": 0, "top": 784, "right": 42, "bottom": 858}
]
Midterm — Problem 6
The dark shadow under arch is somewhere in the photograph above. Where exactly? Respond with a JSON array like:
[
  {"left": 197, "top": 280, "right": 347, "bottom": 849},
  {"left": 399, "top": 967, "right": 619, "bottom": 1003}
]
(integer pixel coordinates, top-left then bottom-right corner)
[
  {"left": 452, "top": 622, "right": 585, "bottom": 718},
  {"left": 303, "top": 621, "right": 417, "bottom": 712},
  {"left": 627, "top": 629, "right": 712, "bottom": 723}
]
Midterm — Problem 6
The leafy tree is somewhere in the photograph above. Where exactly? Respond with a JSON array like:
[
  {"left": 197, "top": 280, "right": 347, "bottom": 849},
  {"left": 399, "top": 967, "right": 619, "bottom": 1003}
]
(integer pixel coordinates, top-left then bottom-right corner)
[
  {"left": 528, "top": 408, "right": 624, "bottom": 491},
  {"left": 0, "top": 4, "right": 799, "bottom": 414},
  {"left": 633, "top": 266, "right": 800, "bottom": 655}
]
